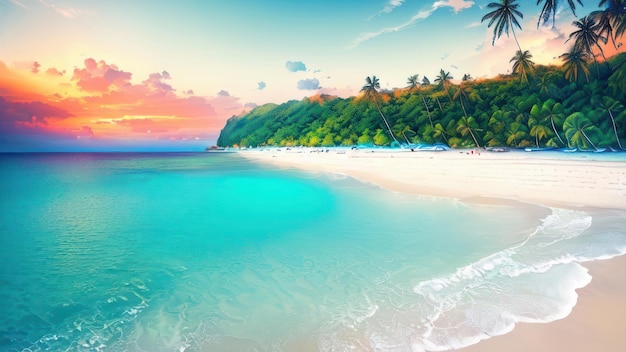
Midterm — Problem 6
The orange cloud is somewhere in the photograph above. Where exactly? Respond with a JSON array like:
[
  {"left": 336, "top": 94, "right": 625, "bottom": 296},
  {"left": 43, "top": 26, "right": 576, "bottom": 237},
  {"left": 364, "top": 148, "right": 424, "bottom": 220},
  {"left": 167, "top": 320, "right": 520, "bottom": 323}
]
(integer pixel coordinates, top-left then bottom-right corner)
[{"left": 0, "top": 58, "right": 251, "bottom": 151}]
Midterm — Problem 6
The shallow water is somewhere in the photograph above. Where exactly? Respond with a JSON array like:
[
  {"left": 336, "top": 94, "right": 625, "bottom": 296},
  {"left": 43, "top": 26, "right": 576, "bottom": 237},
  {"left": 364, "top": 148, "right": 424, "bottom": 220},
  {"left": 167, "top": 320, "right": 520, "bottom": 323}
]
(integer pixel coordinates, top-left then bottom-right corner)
[{"left": 1, "top": 152, "right": 625, "bottom": 351}]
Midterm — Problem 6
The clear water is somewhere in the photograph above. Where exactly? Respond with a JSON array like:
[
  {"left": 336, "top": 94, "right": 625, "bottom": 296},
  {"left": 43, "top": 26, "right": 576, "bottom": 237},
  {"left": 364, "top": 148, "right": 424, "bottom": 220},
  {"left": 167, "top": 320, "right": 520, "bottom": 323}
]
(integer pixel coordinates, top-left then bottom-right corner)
[{"left": 1, "top": 152, "right": 625, "bottom": 351}]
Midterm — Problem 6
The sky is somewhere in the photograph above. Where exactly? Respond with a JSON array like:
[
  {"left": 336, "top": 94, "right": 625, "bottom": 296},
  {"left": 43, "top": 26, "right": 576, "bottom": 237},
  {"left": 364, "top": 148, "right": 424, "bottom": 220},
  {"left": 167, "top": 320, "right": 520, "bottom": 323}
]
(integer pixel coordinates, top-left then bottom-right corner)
[{"left": 0, "top": 0, "right": 623, "bottom": 151}]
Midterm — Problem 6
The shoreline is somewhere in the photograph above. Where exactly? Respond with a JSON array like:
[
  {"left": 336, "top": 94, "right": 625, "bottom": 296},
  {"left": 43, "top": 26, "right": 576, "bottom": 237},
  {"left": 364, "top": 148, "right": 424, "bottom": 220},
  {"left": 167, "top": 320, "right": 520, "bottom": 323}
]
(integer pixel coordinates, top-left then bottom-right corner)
[
  {"left": 237, "top": 148, "right": 626, "bottom": 210},
  {"left": 238, "top": 148, "right": 626, "bottom": 352}
]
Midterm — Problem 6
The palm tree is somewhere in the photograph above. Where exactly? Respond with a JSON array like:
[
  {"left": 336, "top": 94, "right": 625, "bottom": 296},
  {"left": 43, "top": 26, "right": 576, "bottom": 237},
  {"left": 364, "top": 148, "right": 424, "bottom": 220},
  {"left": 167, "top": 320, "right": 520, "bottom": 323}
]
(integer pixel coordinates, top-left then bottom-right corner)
[
  {"left": 528, "top": 108, "right": 553, "bottom": 147},
  {"left": 456, "top": 116, "right": 482, "bottom": 148},
  {"left": 401, "top": 125, "right": 416, "bottom": 146},
  {"left": 608, "top": 52, "right": 626, "bottom": 93},
  {"left": 453, "top": 82, "right": 471, "bottom": 119},
  {"left": 566, "top": 15, "right": 608, "bottom": 77},
  {"left": 407, "top": 74, "right": 420, "bottom": 90},
  {"left": 462, "top": 73, "right": 473, "bottom": 81},
  {"left": 361, "top": 76, "right": 399, "bottom": 145},
  {"left": 592, "top": 0, "right": 626, "bottom": 48},
  {"left": 434, "top": 69, "right": 454, "bottom": 103},
  {"left": 560, "top": 46, "right": 591, "bottom": 83},
  {"left": 422, "top": 76, "right": 431, "bottom": 86},
  {"left": 433, "top": 122, "right": 449, "bottom": 144},
  {"left": 564, "top": 112, "right": 600, "bottom": 150},
  {"left": 537, "top": 0, "right": 583, "bottom": 28},
  {"left": 510, "top": 50, "right": 535, "bottom": 86},
  {"left": 481, "top": 0, "right": 524, "bottom": 52},
  {"left": 505, "top": 121, "right": 528, "bottom": 147},
  {"left": 591, "top": 95, "right": 624, "bottom": 149}
]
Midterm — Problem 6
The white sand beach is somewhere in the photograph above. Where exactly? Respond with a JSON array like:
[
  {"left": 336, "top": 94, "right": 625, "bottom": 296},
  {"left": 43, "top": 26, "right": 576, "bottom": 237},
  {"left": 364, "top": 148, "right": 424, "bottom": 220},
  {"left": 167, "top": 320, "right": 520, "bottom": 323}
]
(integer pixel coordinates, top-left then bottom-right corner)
[
  {"left": 239, "top": 148, "right": 626, "bottom": 210},
  {"left": 239, "top": 148, "right": 626, "bottom": 352}
]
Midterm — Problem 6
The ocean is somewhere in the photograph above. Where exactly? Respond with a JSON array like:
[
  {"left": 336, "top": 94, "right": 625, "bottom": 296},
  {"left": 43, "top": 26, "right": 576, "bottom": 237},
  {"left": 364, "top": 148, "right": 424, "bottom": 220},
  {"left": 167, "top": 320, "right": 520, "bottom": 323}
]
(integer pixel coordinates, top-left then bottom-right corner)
[{"left": 1, "top": 152, "right": 625, "bottom": 352}]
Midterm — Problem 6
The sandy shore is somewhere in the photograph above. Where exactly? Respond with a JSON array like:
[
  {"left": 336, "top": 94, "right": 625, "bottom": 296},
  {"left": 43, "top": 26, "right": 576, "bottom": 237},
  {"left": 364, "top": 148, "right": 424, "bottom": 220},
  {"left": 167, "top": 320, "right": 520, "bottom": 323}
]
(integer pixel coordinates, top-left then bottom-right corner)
[
  {"left": 238, "top": 148, "right": 626, "bottom": 352},
  {"left": 239, "top": 148, "right": 626, "bottom": 210}
]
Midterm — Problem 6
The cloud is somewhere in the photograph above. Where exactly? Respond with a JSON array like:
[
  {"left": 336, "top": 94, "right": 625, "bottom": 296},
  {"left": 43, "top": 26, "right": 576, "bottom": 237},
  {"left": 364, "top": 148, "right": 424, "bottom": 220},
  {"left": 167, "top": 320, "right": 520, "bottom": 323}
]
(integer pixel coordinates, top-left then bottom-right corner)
[
  {"left": 257, "top": 81, "right": 266, "bottom": 90},
  {"left": 1, "top": 57, "right": 252, "bottom": 150},
  {"left": 45, "top": 67, "right": 65, "bottom": 76},
  {"left": 350, "top": 0, "right": 475, "bottom": 49},
  {"left": 433, "top": 0, "right": 474, "bottom": 13},
  {"left": 297, "top": 78, "right": 320, "bottom": 90},
  {"left": 31, "top": 61, "right": 41, "bottom": 73},
  {"left": 0, "top": 96, "right": 73, "bottom": 126},
  {"left": 77, "top": 126, "right": 93, "bottom": 139},
  {"left": 465, "top": 21, "right": 481, "bottom": 29},
  {"left": 38, "top": 0, "right": 85, "bottom": 18},
  {"left": 72, "top": 58, "right": 132, "bottom": 92},
  {"left": 285, "top": 61, "right": 307, "bottom": 72},
  {"left": 9, "top": 0, "right": 28, "bottom": 9},
  {"left": 383, "top": 0, "right": 405, "bottom": 13}
]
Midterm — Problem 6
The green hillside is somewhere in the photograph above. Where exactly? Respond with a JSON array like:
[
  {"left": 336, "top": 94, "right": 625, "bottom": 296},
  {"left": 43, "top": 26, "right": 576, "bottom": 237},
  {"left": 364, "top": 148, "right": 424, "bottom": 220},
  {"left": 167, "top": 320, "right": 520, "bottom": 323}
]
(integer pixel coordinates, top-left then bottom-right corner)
[{"left": 217, "top": 53, "right": 626, "bottom": 150}]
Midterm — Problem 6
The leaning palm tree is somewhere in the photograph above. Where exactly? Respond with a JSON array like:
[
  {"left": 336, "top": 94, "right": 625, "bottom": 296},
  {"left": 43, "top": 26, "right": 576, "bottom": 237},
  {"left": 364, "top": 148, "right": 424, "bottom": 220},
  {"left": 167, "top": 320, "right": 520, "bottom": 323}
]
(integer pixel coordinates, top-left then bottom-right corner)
[
  {"left": 361, "top": 76, "right": 399, "bottom": 145},
  {"left": 481, "top": 0, "right": 524, "bottom": 52},
  {"left": 536, "top": 0, "right": 583, "bottom": 28},
  {"left": 407, "top": 74, "right": 420, "bottom": 90},
  {"left": 591, "top": 95, "right": 624, "bottom": 150},
  {"left": 456, "top": 115, "right": 482, "bottom": 148},
  {"left": 434, "top": 69, "right": 454, "bottom": 103},
  {"left": 592, "top": 0, "right": 626, "bottom": 48},
  {"left": 566, "top": 15, "right": 608, "bottom": 77},
  {"left": 510, "top": 50, "right": 536, "bottom": 86},
  {"left": 560, "top": 46, "right": 592, "bottom": 83},
  {"left": 453, "top": 82, "right": 471, "bottom": 119},
  {"left": 564, "top": 112, "right": 600, "bottom": 150}
]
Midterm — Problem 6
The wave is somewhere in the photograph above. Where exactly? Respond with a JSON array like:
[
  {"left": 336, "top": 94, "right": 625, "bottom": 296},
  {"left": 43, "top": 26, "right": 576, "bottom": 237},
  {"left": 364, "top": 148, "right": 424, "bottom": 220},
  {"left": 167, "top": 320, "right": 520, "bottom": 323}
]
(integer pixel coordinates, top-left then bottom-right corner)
[
  {"left": 316, "top": 208, "right": 626, "bottom": 352},
  {"left": 407, "top": 208, "right": 626, "bottom": 351}
]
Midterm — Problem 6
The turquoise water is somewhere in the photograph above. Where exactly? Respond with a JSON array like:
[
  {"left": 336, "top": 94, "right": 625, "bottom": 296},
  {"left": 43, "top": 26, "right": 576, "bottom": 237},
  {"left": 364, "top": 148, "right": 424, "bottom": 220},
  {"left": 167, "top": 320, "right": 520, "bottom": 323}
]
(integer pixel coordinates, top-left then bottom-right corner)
[{"left": 1, "top": 153, "right": 625, "bottom": 351}]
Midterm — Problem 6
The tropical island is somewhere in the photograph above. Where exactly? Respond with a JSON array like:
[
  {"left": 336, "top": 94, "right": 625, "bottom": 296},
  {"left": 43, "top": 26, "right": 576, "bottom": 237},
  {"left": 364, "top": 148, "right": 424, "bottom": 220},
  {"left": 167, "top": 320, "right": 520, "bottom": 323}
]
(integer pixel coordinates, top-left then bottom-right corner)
[{"left": 218, "top": 2, "right": 625, "bottom": 152}]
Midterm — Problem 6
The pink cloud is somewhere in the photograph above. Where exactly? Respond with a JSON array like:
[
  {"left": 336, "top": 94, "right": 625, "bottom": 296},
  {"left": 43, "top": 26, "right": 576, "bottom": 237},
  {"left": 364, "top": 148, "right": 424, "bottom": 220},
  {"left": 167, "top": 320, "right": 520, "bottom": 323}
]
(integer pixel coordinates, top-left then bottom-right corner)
[
  {"left": 46, "top": 67, "right": 65, "bottom": 76},
  {"left": 72, "top": 58, "right": 132, "bottom": 92},
  {"left": 0, "top": 96, "right": 73, "bottom": 125}
]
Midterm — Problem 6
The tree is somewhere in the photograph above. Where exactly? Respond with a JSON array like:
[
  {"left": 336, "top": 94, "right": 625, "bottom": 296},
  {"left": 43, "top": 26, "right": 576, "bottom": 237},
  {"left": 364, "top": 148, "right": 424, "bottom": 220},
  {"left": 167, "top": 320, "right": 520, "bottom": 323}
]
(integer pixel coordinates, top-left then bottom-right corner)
[
  {"left": 481, "top": 0, "right": 524, "bottom": 52},
  {"left": 462, "top": 73, "right": 473, "bottom": 81},
  {"left": 433, "top": 122, "right": 450, "bottom": 145},
  {"left": 361, "top": 76, "right": 399, "bottom": 145},
  {"left": 422, "top": 76, "right": 431, "bottom": 86},
  {"left": 407, "top": 74, "right": 420, "bottom": 90},
  {"left": 453, "top": 81, "right": 471, "bottom": 119},
  {"left": 564, "top": 112, "right": 600, "bottom": 150},
  {"left": 591, "top": 95, "right": 624, "bottom": 149},
  {"left": 608, "top": 52, "right": 626, "bottom": 93},
  {"left": 401, "top": 125, "right": 416, "bottom": 145},
  {"left": 510, "top": 50, "right": 535, "bottom": 86},
  {"left": 434, "top": 69, "right": 454, "bottom": 103},
  {"left": 536, "top": 0, "right": 583, "bottom": 28},
  {"left": 566, "top": 15, "right": 608, "bottom": 77},
  {"left": 560, "top": 46, "right": 591, "bottom": 83},
  {"left": 505, "top": 121, "right": 528, "bottom": 147},
  {"left": 456, "top": 115, "right": 482, "bottom": 148},
  {"left": 528, "top": 105, "right": 553, "bottom": 147},
  {"left": 592, "top": 0, "right": 626, "bottom": 48}
]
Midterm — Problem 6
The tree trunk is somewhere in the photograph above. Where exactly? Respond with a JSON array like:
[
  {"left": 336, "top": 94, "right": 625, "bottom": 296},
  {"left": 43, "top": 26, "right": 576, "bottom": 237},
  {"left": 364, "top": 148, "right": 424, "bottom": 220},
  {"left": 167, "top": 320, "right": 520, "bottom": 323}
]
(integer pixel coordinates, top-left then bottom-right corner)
[
  {"left": 608, "top": 109, "right": 624, "bottom": 150},
  {"left": 550, "top": 117, "right": 566, "bottom": 145},
  {"left": 373, "top": 97, "right": 399, "bottom": 145},
  {"left": 580, "top": 128, "right": 598, "bottom": 150}
]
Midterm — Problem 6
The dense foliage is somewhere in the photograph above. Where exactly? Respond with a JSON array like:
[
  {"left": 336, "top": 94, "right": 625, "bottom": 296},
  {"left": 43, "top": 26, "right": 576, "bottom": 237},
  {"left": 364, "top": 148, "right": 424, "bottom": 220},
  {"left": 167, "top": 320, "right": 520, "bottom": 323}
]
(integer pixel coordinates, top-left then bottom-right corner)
[{"left": 217, "top": 53, "right": 625, "bottom": 150}]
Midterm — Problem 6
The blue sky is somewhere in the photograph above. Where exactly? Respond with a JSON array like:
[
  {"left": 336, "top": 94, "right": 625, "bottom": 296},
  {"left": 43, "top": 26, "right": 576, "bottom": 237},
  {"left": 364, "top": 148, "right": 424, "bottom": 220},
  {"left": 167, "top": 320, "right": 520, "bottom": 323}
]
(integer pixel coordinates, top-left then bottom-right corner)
[{"left": 0, "top": 0, "right": 622, "bottom": 150}]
